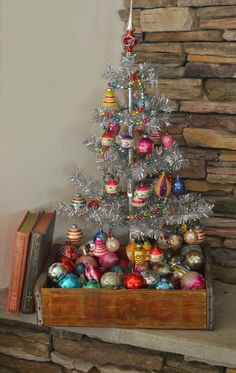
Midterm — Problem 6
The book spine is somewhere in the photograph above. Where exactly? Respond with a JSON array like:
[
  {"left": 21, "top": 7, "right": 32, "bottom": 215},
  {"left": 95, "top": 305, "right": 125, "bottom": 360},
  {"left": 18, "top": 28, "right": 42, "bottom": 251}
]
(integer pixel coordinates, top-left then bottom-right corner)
[
  {"left": 21, "top": 233, "right": 41, "bottom": 313},
  {"left": 7, "top": 232, "right": 30, "bottom": 313}
]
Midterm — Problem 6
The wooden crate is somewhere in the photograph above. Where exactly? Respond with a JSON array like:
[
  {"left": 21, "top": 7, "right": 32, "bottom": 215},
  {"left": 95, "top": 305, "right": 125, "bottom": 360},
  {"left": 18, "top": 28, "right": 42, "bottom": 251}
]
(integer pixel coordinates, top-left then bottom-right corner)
[{"left": 35, "top": 246, "right": 214, "bottom": 329}]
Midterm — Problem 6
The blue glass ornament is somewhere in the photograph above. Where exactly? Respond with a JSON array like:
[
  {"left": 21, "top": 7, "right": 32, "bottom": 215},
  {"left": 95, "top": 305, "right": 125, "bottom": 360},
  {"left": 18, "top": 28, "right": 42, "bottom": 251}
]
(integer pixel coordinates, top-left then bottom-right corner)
[
  {"left": 93, "top": 229, "right": 107, "bottom": 243},
  {"left": 75, "top": 262, "right": 85, "bottom": 276},
  {"left": 154, "top": 278, "right": 174, "bottom": 290},
  {"left": 58, "top": 274, "right": 82, "bottom": 288},
  {"left": 171, "top": 175, "right": 185, "bottom": 198}
]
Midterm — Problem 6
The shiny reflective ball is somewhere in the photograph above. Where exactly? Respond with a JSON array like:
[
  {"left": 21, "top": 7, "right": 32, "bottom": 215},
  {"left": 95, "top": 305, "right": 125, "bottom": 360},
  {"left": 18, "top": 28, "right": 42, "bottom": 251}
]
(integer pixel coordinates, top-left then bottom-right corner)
[
  {"left": 58, "top": 274, "right": 82, "bottom": 288},
  {"left": 185, "top": 250, "right": 204, "bottom": 271},
  {"left": 48, "top": 262, "right": 67, "bottom": 283}
]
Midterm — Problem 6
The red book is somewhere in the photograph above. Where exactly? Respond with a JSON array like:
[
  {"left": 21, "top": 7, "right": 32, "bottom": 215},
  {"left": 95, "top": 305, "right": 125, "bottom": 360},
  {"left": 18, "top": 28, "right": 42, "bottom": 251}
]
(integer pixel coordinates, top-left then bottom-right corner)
[
  {"left": 7, "top": 211, "right": 40, "bottom": 314},
  {"left": 21, "top": 211, "right": 56, "bottom": 314}
]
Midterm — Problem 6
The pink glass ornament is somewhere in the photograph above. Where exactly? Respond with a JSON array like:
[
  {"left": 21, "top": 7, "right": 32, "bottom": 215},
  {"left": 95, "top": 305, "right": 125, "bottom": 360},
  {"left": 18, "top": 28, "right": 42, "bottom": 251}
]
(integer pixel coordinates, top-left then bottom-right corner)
[
  {"left": 137, "top": 137, "right": 154, "bottom": 155},
  {"left": 85, "top": 264, "right": 102, "bottom": 281},
  {"left": 93, "top": 238, "right": 108, "bottom": 257},
  {"left": 180, "top": 271, "right": 206, "bottom": 290},
  {"left": 162, "top": 133, "right": 174, "bottom": 149},
  {"left": 99, "top": 251, "right": 119, "bottom": 269},
  {"left": 108, "top": 122, "right": 120, "bottom": 137}
]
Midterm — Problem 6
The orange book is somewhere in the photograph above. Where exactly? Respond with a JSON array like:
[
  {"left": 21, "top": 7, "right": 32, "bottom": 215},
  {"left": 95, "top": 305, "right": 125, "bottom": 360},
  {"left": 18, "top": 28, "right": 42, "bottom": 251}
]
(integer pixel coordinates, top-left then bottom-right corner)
[{"left": 7, "top": 211, "right": 40, "bottom": 314}]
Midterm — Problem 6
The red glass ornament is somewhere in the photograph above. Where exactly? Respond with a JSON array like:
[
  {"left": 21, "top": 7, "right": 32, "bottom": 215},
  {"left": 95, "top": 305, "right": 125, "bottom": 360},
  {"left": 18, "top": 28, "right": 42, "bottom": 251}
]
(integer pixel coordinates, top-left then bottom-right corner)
[
  {"left": 88, "top": 200, "right": 99, "bottom": 209},
  {"left": 162, "top": 133, "right": 174, "bottom": 149},
  {"left": 58, "top": 258, "right": 75, "bottom": 273},
  {"left": 124, "top": 273, "right": 144, "bottom": 289},
  {"left": 137, "top": 137, "right": 154, "bottom": 155}
]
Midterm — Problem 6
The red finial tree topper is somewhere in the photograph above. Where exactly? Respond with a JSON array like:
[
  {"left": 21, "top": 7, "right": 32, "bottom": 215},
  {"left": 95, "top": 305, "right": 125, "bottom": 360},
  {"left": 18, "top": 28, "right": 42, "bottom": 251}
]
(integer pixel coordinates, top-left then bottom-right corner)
[{"left": 122, "top": 0, "right": 137, "bottom": 53}]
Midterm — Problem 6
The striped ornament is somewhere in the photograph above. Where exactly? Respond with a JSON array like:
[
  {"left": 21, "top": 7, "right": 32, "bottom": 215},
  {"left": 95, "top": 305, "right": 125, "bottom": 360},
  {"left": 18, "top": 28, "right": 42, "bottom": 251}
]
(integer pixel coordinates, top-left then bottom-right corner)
[
  {"left": 66, "top": 224, "right": 83, "bottom": 243},
  {"left": 103, "top": 88, "right": 117, "bottom": 108},
  {"left": 71, "top": 194, "right": 86, "bottom": 208}
]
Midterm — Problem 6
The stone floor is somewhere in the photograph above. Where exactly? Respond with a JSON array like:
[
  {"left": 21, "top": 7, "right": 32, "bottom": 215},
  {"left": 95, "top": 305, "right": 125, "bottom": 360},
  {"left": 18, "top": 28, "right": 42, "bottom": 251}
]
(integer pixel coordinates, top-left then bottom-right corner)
[{"left": 0, "top": 281, "right": 236, "bottom": 369}]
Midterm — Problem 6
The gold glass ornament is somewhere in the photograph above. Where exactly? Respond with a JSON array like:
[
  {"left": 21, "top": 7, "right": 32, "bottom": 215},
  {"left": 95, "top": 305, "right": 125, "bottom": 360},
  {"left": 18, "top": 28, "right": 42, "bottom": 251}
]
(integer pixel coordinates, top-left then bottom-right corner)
[
  {"left": 168, "top": 234, "right": 183, "bottom": 254},
  {"left": 184, "top": 250, "right": 204, "bottom": 271},
  {"left": 183, "top": 229, "right": 198, "bottom": 245},
  {"left": 126, "top": 239, "right": 136, "bottom": 262},
  {"left": 143, "top": 240, "right": 152, "bottom": 261},
  {"left": 134, "top": 243, "right": 146, "bottom": 265}
]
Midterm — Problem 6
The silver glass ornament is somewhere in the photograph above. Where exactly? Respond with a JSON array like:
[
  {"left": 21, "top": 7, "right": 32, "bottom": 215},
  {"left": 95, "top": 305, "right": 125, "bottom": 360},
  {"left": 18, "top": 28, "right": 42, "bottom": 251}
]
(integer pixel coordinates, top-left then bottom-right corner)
[
  {"left": 48, "top": 262, "right": 67, "bottom": 283},
  {"left": 141, "top": 270, "right": 159, "bottom": 287},
  {"left": 181, "top": 244, "right": 203, "bottom": 257}
]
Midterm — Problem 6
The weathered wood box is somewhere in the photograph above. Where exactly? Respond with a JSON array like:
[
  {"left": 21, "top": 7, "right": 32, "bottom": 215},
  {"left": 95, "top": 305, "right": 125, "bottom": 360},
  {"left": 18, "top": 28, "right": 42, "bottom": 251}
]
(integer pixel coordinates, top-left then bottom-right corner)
[{"left": 35, "top": 246, "right": 214, "bottom": 329}]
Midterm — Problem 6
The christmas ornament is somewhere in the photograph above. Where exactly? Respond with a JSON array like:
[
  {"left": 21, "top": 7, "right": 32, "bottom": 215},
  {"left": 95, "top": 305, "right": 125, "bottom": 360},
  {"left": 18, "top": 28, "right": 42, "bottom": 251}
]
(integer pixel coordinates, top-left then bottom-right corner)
[
  {"left": 75, "top": 262, "right": 86, "bottom": 276},
  {"left": 85, "top": 280, "right": 101, "bottom": 288},
  {"left": 193, "top": 223, "right": 206, "bottom": 244},
  {"left": 135, "top": 261, "right": 150, "bottom": 274},
  {"left": 85, "top": 264, "right": 102, "bottom": 282},
  {"left": 131, "top": 196, "right": 147, "bottom": 208},
  {"left": 185, "top": 250, "right": 204, "bottom": 271},
  {"left": 110, "top": 264, "right": 126, "bottom": 276},
  {"left": 60, "top": 241, "right": 78, "bottom": 261},
  {"left": 93, "top": 229, "right": 107, "bottom": 242},
  {"left": 150, "top": 246, "right": 164, "bottom": 264},
  {"left": 171, "top": 176, "right": 185, "bottom": 198},
  {"left": 58, "top": 273, "right": 82, "bottom": 288},
  {"left": 168, "top": 234, "right": 183, "bottom": 254},
  {"left": 66, "top": 224, "right": 83, "bottom": 244},
  {"left": 154, "top": 172, "right": 171, "bottom": 198},
  {"left": 162, "top": 133, "right": 174, "bottom": 149},
  {"left": 157, "top": 234, "right": 169, "bottom": 249},
  {"left": 154, "top": 278, "right": 174, "bottom": 290},
  {"left": 105, "top": 178, "right": 119, "bottom": 195},
  {"left": 71, "top": 193, "right": 86, "bottom": 208},
  {"left": 153, "top": 263, "right": 170, "bottom": 277},
  {"left": 169, "top": 255, "right": 184, "bottom": 267},
  {"left": 48, "top": 262, "right": 67, "bottom": 283},
  {"left": 143, "top": 239, "right": 152, "bottom": 261},
  {"left": 136, "top": 136, "right": 154, "bottom": 155},
  {"left": 99, "top": 251, "right": 119, "bottom": 269},
  {"left": 103, "top": 87, "right": 117, "bottom": 108},
  {"left": 148, "top": 131, "right": 162, "bottom": 144},
  {"left": 82, "top": 240, "right": 96, "bottom": 256},
  {"left": 126, "top": 239, "right": 136, "bottom": 262},
  {"left": 181, "top": 245, "right": 202, "bottom": 259},
  {"left": 180, "top": 271, "right": 206, "bottom": 290},
  {"left": 58, "top": 258, "right": 75, "bottom": 273},
  {"left": 141, "top": 270, "right": 159, "bottom": 288},
  {"left": 101, "top": 132, "right": 115, "bottom": 147},
  {"left": 75, "top": 255, "right": 98, "bottom": 268},
  {"left": 184, "top": 229, "right": 198, "bottom": 245},
  {"left": 108, "top": 122, "right": 120, "bottom": 137},
  {"left": 124, "top": 273, "right": 144, "bottom": 289},
  {"left": 93, "top": 238, "right": 108, "bottom": 257},
  {"left": 171, "top": 274, "right": 181, "bottom": 289},
  {"left": 170, "top": 263, "right": 190, "bottom": 279},
  {"left": 134, "top": 241, "right": 146, "bottom": 265},
  {"left": 106, "top": 236, "right": 120, "bottom": 252},
  {"left": 100, "top": 272, "right": 121, "bottom": 289},
  {"left": 120, "top": 135, "right": 134, "bottom": 149},
  {"left": 135, "top": 184, "right": 151, "bottom": 200},
  {"left": 121, "top": 0, "right": 137, "bottom": 53}
]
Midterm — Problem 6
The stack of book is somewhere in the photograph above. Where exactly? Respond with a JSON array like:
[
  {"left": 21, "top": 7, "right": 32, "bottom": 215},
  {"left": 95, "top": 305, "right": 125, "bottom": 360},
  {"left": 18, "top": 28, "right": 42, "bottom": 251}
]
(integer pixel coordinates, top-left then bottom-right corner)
[{"left": 7, "top": 211, "right": 56, "bottom": 314}]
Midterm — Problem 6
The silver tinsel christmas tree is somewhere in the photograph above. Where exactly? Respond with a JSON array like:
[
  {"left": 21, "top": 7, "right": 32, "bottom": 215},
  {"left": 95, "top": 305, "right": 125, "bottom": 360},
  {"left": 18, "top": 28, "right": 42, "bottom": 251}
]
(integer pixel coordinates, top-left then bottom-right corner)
[{"left": 56, "top": 1, "right": 213, "bottom": 240}]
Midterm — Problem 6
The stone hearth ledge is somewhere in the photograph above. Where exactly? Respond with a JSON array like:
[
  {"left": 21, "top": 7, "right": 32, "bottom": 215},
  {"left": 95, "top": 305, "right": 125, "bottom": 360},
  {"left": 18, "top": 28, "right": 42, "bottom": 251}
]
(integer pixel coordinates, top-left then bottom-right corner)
[{"left": 0, "top": 281, "right": 235, "bottom": 369}]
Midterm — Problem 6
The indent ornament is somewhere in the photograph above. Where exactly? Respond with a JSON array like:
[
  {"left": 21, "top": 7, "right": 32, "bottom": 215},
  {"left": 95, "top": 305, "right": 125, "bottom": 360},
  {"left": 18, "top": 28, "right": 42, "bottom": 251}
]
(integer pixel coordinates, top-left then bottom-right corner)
[
  {"left": 105, "top": 178, "right": 119, "bottom": 195},
  {"left": 154, "top": 172, "right": 171, "bottom": 198},
  {"left": 101, "top": 132, "right": 115, "bottom": 147}
]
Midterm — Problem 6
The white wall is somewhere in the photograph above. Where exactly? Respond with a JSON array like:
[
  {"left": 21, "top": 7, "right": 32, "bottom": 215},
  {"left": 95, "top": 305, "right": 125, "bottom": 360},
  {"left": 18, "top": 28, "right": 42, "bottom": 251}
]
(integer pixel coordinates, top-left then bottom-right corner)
[{"left": 0, "top": 0, "right": 123, "bottom": 288}]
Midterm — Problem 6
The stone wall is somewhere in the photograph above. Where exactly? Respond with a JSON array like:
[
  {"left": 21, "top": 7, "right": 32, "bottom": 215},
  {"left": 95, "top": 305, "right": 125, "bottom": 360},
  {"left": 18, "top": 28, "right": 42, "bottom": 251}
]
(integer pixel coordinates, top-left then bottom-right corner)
[
  {"left": 0, "top": 318, "right": 232, "bottom": 373},
  {"left": 120, "top": 0, "right": 236, "bottom": 284}
]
